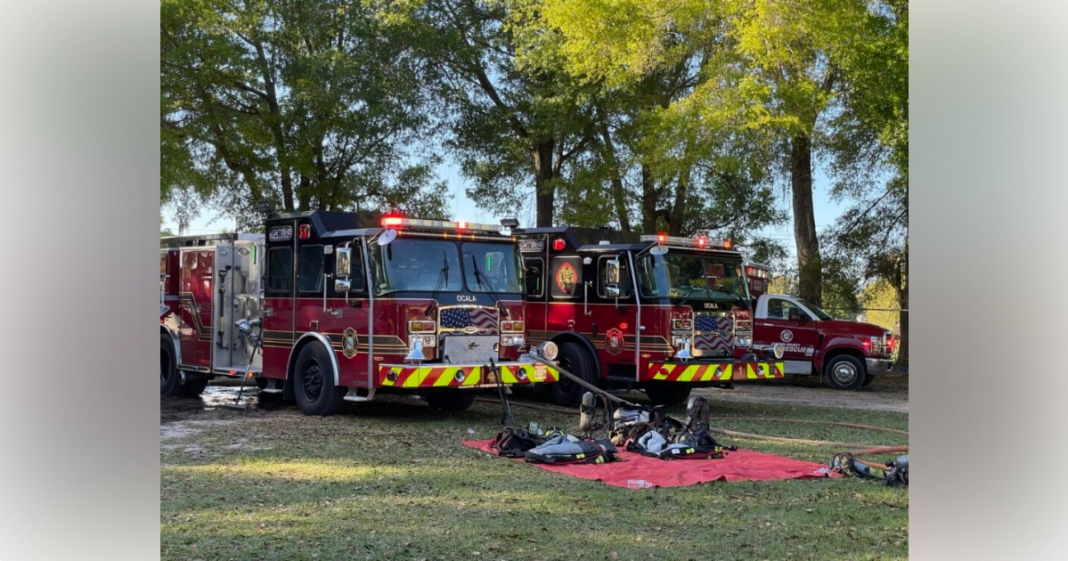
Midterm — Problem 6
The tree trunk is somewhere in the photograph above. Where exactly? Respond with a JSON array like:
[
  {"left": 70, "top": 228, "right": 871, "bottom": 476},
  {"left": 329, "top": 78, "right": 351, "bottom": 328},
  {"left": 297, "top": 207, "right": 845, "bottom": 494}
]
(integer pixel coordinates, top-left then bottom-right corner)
[
  {"left": 597, "top": 121, "right": 631, "bottom": 232},
  {"left": 790, "top": 133, "right": 822, "bottom": 305},
  {"left": 640, "top": 165, "right": 657, "bottom": 233},
  {"left": 894, "top": 240, "right": 908, "bottom": 371},
  {"left": 534, "top": 141, "right": 555, "bottom": 227}
]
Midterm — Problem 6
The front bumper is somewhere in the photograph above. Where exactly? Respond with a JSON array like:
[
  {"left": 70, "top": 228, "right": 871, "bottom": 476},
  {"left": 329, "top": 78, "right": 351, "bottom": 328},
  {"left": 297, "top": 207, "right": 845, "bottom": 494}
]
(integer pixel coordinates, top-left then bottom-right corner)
[
  {"left": 866, "top": 358, "right": 894, "bottom": 376},
  {"left": 646, "top": 360, "right": 785, "bottom": 382},
  {"left": 378, "top": 361, "right": 559, "bottom": 389}
]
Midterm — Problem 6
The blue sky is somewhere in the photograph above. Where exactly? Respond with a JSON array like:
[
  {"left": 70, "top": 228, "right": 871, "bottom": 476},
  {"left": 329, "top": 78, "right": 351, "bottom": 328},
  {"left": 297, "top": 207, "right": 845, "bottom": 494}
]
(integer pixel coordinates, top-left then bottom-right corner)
[{"left": 162, "top": 159, "right": 848, "bottom": 260}]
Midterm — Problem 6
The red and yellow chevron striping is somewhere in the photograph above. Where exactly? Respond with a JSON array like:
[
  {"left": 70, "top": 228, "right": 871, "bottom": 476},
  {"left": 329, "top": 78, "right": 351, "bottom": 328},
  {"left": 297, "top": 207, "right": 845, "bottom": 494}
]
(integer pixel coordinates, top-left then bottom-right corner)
[
  {"left": 647, "top": 361, "right": 784, "bottom": 382},
  {"left": 378, "top": 362, "right": 559, "bottom": 389}
]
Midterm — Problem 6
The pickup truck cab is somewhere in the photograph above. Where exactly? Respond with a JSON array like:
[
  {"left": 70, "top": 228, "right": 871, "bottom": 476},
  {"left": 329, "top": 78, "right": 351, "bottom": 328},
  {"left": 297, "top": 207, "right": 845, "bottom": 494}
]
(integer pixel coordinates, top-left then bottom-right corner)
[{"left": 749, "top": 293, "right": 895, "bottom": 390}]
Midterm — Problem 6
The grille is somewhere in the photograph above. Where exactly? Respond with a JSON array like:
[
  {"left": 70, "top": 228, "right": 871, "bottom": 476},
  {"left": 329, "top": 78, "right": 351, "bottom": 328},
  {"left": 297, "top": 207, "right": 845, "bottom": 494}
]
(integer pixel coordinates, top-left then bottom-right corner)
[{"left": 441, "top": 335, "right": 498, "bottom": 365}]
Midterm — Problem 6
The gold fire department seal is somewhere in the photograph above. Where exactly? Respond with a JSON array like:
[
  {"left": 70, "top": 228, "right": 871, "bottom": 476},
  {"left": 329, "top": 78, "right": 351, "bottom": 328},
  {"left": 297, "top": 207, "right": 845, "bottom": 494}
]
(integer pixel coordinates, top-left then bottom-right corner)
[{"left": 342, "top": 327, "right": 358, "bottom": 359}]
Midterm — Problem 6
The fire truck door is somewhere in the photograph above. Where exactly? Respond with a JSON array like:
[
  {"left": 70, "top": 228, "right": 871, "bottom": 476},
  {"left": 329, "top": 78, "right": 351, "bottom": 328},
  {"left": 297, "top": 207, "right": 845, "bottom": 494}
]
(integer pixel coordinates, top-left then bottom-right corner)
[
  {"left": 261, "top": 234, "right": 298, "bottom": 380},
  {"left": 179, "top": 249, "right": 214, "bottom": 368},
  {"left": 754, "top": 297, "right": 818, "bottom": 365}
]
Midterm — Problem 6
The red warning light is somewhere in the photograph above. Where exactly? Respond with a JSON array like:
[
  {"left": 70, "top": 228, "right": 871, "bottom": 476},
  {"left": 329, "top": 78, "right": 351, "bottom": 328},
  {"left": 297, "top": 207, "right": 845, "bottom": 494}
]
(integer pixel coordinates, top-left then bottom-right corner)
[
  {"left": 724, "top": 239, "right": 733, "bottom": 250},
  {"left": 298, "top": 224, "right": 311, "bottom": 240},
  {"left": 552, "top": 239, "right": 565, "bottom": 251},
  {"left": 619, "top": 322, "right": 629, "bottom": 330},
  {"left": 456, "top": 220, "right": 468, "bottom": 231},
  {"left": 381, "top": 216, "right": 405, "bottom": 228},
  {"left": 657, "top": 233, "right": 666, "bottom": 244},
  {"left": 696, "top": 236, "right": 708, "bottom": 248}
]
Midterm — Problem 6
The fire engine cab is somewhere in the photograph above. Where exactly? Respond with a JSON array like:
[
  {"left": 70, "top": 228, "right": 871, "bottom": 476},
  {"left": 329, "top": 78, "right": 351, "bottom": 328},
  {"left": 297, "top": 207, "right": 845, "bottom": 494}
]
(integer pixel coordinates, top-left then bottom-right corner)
[
  {"left": 160, "top": 210, "right": 559, "bottom": 415},
  {"left": 742, "top": 261, "right": 895, "bottom": 390},
  {"left": 513, "top": 227, "right": 785, "bottom": 407}
]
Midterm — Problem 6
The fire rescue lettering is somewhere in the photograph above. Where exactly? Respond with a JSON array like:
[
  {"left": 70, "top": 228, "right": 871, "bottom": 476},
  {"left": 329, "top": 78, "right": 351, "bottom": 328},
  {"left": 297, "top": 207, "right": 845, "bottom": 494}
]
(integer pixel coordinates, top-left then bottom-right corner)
[{"left": 555, "top": 262, "right": 577, "bottom": 293}]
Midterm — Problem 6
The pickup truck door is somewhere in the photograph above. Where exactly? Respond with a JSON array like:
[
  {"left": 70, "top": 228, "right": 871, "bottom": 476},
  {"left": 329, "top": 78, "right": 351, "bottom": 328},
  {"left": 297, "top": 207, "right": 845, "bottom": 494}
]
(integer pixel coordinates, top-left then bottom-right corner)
[{"left": 754, "top": 297, "right": 819, "bottom": 368}]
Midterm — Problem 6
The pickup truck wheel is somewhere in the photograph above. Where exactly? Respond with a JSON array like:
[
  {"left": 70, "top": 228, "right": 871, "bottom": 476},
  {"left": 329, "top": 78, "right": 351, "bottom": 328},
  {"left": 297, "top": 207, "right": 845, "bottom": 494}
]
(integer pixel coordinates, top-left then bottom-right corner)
[
  {"left": 549, "top": 342, "right": 597, "bottom": 407},
  {"left": 645, "top": 383, "right": 693, "bottom": 406},
  {"left": 825, "top": 355, "right": 866, "bottom": 391}
]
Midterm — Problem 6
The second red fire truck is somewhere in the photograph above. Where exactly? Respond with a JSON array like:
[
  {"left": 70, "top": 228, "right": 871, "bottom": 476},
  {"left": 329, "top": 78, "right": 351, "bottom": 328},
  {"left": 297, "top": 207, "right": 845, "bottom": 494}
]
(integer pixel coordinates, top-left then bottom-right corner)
[
  {"left": 513, "top": 227, "right": 786, "bottom": 407},
  {"left": 160, "top": 210, "right": 560, "bottom": 416}
]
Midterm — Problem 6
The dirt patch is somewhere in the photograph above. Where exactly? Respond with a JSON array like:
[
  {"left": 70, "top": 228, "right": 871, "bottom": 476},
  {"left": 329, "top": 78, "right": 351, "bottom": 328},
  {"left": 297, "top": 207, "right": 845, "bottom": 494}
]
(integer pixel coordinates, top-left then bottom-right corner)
[{"left": 694, "top": 375, "right": 909, "bottom": 413}]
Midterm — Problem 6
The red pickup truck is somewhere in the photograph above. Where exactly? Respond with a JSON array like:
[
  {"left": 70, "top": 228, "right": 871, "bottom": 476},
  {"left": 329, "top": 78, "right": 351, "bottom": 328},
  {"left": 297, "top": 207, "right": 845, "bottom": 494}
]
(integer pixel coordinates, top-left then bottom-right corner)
[{"left": 742, "top": 259, "right": 895, "bottom": 390}]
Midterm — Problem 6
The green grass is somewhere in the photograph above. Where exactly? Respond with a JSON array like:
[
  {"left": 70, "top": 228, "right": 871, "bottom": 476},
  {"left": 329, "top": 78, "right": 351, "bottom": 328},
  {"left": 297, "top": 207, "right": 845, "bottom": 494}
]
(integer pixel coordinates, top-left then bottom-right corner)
[{"left": 161, "top": 395, "right": 908, "bottom": 561}]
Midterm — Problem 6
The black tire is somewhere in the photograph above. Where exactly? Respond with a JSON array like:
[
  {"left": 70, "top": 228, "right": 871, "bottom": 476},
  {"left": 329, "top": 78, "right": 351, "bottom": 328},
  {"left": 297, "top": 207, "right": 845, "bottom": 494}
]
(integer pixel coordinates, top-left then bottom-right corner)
[
  {"left": 825, "top": 355, "right": 866, "bottom": 390},
  {"left": 549, "top": 342, "right": 598, "bottom": 407},
  {"left": 180, "top": 376, "right": 210, "bottom": 397},
  {"left": 861, "top": 375, "right": 876, "bottom": 387},
  {"left": 160, "top": 333, "right": 184, "bottom": 397},
  {"left": 424, "top": 391, "right": 477, "bottom": 413},
  {"left": 293, "top": 343, "right": 346, "bottom": 416},
  {"left": 645, "top": 382, "right": 693, "bottom": 406}
]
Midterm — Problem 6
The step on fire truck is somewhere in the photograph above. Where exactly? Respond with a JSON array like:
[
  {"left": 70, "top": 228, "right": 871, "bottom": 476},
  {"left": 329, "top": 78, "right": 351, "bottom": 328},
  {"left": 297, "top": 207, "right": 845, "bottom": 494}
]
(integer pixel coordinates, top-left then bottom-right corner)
[
  {"left": 160, "top": 210, "right": 559, "bottom": 416},
  {"left": 512, "top": 227, "right": 785, "bottom": 407},
  {"left": 741, "top": 261, "right": 895, "bottom": 390}
]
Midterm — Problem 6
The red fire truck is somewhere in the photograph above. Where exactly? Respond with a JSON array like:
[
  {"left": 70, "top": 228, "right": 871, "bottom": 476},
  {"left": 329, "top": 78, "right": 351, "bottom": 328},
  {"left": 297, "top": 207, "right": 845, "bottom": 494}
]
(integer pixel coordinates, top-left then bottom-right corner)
[
  {"left": 741, "top": 261, "right": 895, "bottom": 390},
  {"left": 160, "top": 210, "right": 559, "bottom": 416},
  {"left": 513, "top": 227, "right": 785, "bottom": 407}
]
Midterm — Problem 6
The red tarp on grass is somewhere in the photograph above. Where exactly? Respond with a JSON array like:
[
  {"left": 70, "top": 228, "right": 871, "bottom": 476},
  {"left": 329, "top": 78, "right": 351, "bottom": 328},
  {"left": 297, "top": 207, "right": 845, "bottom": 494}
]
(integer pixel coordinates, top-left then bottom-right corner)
[{"left": 462, "top": 439, "right": 838, "bottom": 489}]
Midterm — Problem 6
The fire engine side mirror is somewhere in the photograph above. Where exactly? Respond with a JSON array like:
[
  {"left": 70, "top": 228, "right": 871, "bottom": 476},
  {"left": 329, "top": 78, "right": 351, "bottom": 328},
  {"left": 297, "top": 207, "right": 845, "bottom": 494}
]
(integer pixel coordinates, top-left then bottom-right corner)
[
  {"left": 604, "top": 259, "right": 621, "bottom": 298},
  {"left": 376, "top": 229, "right": 398, "bottom": 247},
  {"left": 336, "top": 247, "right": 352, "bottom": 278}
]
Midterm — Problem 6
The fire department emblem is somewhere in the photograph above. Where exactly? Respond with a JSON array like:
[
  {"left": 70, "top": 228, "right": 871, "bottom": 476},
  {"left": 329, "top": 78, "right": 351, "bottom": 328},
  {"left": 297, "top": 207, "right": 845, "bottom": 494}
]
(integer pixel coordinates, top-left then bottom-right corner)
[
  {"left": 555, "top": 262, "right": 578, "bottom": 294},
  {"left": 605, "top": 328, "right": 624, "bottom": 356},
  {"left": 780, "top": 330, "right": 794, "bottom": 343},
  {"left": 342, "top": 327, "right": 358, "bottom": 359}
]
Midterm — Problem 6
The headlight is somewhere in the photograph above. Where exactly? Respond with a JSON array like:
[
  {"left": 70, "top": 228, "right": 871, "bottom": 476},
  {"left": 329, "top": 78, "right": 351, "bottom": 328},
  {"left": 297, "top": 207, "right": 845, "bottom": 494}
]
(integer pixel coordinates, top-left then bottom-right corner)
[
  {"left": 535, "top": 341, "right": 558, "bottom": 360},
  {"left": 501, "top": 334, "right": 525, "bottom": 347}
]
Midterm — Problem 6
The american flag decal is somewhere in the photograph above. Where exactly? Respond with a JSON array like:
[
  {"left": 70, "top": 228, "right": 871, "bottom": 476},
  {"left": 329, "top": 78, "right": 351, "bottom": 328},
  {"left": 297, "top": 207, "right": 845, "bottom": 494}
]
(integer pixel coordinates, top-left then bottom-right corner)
[
  {"left": 694, "top": 314, "right": 733, "bottom": 353},
  {"left": 439, "top": 307, "right": 498, "bottom": 334}
]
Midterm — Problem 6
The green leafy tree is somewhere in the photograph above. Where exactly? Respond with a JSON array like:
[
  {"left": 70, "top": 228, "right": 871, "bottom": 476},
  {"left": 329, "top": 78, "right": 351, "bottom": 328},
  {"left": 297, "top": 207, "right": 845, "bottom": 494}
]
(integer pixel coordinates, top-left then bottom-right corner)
[
  {"left": 161, "top": 0, "right": 448, "bottom": 228},
  {"left": 407, "top": 0, "right": 596, "bottom": 227},
  {"left": 540, "top": 0, "right": 902, "bottom": 307}
]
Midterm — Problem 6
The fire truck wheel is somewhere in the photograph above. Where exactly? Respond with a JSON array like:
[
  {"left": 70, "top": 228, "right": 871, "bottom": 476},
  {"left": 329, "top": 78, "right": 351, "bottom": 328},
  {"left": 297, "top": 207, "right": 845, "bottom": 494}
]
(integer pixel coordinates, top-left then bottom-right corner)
[
  {"left": 293, "top": 343, "right": 345, "bottom": 416},
  {"left": 160, "top": 333, "right": 184, "bottom": 397},
  {"left": 180, "top": 376, "right": 210, "bottom": 397},
  {"left": 424, "top": 391, "right": 477, "bottom": 413},
  {"left": 824, "top": 355, "right": 866, "bottom": 390},
  {"left": 550, "top": 342, "right": 597, "bottom": 408},
  {"left": 644, "top": 383, "right": 693, "bottom": 406}
]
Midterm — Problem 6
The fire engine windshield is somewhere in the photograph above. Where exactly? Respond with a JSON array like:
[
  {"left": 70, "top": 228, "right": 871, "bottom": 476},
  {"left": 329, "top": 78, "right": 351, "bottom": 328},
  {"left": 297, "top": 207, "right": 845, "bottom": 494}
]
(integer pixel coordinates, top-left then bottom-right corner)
[
  {"left": 637, "top": 252, "right": 749, "bottom": 305},
  {"left": 461, "top": 242, "right": 524, "bottom": 293},
  {"left": 370, "top": 239, "right": 464, "bottom": 295}
]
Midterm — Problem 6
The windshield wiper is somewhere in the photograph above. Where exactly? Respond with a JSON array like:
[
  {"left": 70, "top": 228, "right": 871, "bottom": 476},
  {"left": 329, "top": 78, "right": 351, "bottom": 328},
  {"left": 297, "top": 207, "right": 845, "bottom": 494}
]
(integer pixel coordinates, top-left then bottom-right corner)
[
  {"left": 470, "top": 253, "right": 500, "bottom": 304},
  {"left": 426, "top": 251, "right": 451, "bottom": 315}
]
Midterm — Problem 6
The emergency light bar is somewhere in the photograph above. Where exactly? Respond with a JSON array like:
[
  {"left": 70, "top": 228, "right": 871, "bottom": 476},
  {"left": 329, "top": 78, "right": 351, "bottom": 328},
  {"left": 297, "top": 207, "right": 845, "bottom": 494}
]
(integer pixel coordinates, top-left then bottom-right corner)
[
  {"left": 640, "top": 234, "right": 733, "bottom": 250},
  {"left": 380, "top": 216, "right": 502, "bottom": 233}
]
